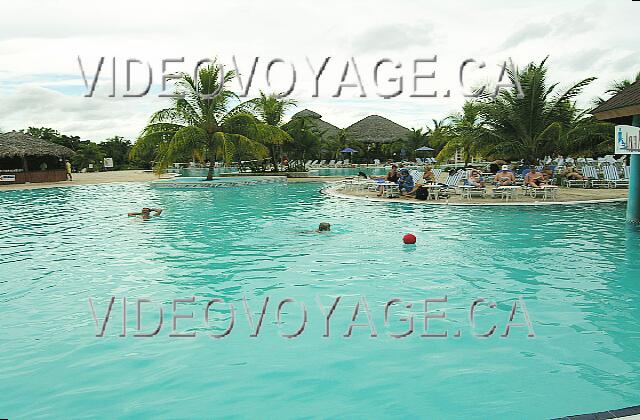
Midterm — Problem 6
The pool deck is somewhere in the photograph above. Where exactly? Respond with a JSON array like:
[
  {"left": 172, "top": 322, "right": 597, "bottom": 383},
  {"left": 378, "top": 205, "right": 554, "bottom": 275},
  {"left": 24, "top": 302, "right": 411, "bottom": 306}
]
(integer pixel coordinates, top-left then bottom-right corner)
[
  {"left": 325, "top": 184, "right": 629, "bottom": 206},
  {"left": 0, "top": 170, "right": 160, "bottom": 191}
]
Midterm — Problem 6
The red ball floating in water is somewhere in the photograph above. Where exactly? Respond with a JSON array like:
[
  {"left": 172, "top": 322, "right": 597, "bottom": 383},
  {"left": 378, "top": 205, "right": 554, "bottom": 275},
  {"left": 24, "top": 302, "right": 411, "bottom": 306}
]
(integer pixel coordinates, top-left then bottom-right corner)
[{"left": 403, "top": 233, "right": 416, "bottom": 244}]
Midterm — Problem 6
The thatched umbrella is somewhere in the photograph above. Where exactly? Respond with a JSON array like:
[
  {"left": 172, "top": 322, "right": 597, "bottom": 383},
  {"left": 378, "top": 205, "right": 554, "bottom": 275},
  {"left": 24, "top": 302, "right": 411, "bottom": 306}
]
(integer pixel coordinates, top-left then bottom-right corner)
[
  {"left": 345, "top": 115, "right": 411, "bottom": 144},
  {"left": 0, "top": 131, "right": 73, "bottom": 172}
]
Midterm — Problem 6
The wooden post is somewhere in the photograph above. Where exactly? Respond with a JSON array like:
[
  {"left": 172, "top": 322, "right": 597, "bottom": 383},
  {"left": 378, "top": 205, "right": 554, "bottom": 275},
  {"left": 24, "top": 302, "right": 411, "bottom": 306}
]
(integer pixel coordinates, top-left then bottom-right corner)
[{"left": 21, "top": 156, "right": 29, "bottom": 183}]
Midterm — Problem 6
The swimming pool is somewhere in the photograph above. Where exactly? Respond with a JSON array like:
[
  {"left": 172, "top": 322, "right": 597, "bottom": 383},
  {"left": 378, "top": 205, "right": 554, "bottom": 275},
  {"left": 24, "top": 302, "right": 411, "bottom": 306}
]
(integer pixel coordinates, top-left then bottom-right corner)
[{"left": 1, "top": 182, "right": 639, "bottom": 418}]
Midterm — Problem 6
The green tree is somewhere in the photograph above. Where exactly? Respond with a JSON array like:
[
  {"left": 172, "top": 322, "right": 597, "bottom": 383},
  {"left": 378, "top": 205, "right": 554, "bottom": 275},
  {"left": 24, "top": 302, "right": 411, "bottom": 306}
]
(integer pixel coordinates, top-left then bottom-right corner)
[
  {"left": 282, "top": 115, "right": 322, "bottom": 165},
  {"left": 73, "top": 142, "right": 105, "bottom": 171},
  {"left": 243, "top": 92, "right": 296, "bottom": 170},
  {"left": 130, "top": 62, "right": 268, "bottom": 180},
  {"left": 593, "top": 71, "right": 640, "bottom": 106},
  {"left": 436, "top": 102, "right": 484, "bottom": 165},
  {"left": 479, "top": 57, "right": 595, "bottom": 163},
  {"left": 23, "top": 127, "right": 84, "bottom": 150},
  {"left": 404, "top": 128, "right": 429, "bottom": 160},
  {"left": 99, "top": 136, "right": 132, "bottom": 169}
]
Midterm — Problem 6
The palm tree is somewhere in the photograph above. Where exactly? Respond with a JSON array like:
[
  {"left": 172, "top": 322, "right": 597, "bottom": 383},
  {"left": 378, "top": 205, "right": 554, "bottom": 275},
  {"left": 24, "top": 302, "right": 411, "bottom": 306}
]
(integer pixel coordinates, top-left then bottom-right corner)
[
  {"left": 404, "top": 128, "right": 429, "bottom": 160},
  {"left": 281, "top": 115, "right": 322, "bottom": 164},
  {"left": 130, "top": 62, "right": 268, "bottom": 180},
  {"left": 606, "top": 71, "right": 640, "bottom": 95},
  {"left": 244, "top": 92, "right": 295, "bottom": 170},
  {"left": 479, "top": 57, "right": 595, "bottom": 164},
  {"left": 593, "top": 71, "right": 640, "bottom": 106},
  {"left": 436, "top": 102, "right": 484, "bottom": 165},
  {"left": 424, "top": 118, "right": 450, "bottom": 157}
]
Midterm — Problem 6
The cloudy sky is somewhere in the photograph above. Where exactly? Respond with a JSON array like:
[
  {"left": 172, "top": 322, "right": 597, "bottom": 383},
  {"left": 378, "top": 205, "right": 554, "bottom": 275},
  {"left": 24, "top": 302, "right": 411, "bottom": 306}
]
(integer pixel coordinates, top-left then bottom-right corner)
[{"left": 0, "top": 0, "right": 637, "bottom": 141}]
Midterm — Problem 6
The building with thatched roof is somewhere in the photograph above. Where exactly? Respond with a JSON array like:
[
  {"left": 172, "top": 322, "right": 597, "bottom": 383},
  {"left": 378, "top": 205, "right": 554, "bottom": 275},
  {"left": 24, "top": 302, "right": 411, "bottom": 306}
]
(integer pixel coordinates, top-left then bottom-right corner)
[
  {"left": 289, "top": 109, "right": 340, "bottom": 140},
  {"left": 345, "top": 115, "right": 411, "bottom": 144},
  {"left": 0, "top": 131, "right": 74, "bottom": 184}
]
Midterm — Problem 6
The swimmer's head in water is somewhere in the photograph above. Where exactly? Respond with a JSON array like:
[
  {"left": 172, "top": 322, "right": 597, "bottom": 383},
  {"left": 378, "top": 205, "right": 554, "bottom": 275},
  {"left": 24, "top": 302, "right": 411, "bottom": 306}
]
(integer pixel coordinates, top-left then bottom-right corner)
[
  {"left": 142, "top": 208, "right": 151, "bottom": 214},
  {"left": 318, "top": 222, "right": 331, "bottom": 232}
]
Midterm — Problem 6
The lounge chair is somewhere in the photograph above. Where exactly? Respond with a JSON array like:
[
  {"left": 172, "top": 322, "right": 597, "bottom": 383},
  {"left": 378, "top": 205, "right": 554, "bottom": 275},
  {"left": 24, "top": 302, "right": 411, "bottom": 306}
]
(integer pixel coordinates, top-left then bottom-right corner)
[
  {"left": 343, "top": 159, "right": 350, "bottom": 166},
  {"left": 319, "top": 160, "right": 326, "bottom": 166},
  {"left": 443, "top": 170, "right": 465, "bottom": 193},
  {"left": 582, "top": 165, "right": 607, "bottom": 188},
  {"left": 524, "top": 185, "right": 559, "bottom": 200},
  {"left": 460, "top": 182, "right": 487, "bottom": 199},
  {"left": 603, "top": 165, "right": 629, "bottom": 189},
  {"left": 564, "top": 174, "right": 588, "bottom": 188},
  {"left": 334, "top": 160, "right": 342, "bottom": 167},
  {"left": 432, "top": 168, "right": 443, "bottom": 182},
  {"left": 373, "top": 159, "right": 381, "bottom": 165}
]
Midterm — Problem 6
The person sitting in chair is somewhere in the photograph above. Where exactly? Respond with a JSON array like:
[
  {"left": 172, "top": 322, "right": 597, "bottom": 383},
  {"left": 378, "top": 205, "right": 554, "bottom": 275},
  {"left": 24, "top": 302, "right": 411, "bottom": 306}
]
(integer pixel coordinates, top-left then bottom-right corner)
[
  {"left": 495, "top": 165, "right": 515, "bottom": 186},
  {"left": 561, "top": 166, "right": 584, "bottom": 180},
  {"left": 467, "top": 169, "right": 485, "bottom": 187},
  {"left": 397, "top": 168, "right": 415, "bottom": 195},
  {"left": 404, "top": 166, "right": 435, "bottom": 197},
  {"left": 375, "top": 164, "right": 400, "bottom": 197},
  {"left": 525, "top": 167, "right": 546, "bottom": 187}
]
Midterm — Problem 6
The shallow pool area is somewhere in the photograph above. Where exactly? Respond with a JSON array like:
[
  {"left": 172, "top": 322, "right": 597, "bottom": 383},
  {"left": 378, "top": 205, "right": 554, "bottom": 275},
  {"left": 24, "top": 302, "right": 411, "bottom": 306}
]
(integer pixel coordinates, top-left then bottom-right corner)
[{"left": 1, "top": 181, "right": 640, "bottom": 418}]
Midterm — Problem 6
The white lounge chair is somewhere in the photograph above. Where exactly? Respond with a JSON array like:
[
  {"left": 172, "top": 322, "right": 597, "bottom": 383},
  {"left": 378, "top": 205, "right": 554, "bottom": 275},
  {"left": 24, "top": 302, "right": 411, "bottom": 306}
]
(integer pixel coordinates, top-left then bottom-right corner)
[
  {"left": 443, "top": 170, "right": 465, "bottom": 193},
  {"left": 409, "top": 170, "right": 423, "bottom": 185},
  {"left": 582, "top": 165, "right": 607, "bottom": 188},
  {"left": 603, "top": 165, "right": 629, "bottom": 189}
]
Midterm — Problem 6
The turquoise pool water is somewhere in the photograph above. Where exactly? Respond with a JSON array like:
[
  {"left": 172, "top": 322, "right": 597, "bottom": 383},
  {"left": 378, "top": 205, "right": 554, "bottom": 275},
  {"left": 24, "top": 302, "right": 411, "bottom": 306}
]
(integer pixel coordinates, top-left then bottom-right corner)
[{"left": 1, "top": 182, "right": 639, "bottom": 418}]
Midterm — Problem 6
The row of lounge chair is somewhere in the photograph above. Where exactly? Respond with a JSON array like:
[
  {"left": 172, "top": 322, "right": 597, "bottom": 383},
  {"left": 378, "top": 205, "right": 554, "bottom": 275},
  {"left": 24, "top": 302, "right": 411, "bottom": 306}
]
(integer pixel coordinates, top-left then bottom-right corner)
[
  {"left": 306, "top": 159, "right": 352, "bottom": 168},
  {"left": 543, "top": 155, "right": 626, "bottom": 168},
  {"left": 563, "top": 165, "right": 630, "bottom": 189}
]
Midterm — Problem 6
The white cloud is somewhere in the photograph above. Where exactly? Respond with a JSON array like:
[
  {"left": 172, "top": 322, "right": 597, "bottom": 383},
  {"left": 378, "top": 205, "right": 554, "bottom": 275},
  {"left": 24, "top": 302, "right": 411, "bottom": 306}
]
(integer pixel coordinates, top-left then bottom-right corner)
[{"left": 0, "top": 0, "right": 638, "bottom": 139}]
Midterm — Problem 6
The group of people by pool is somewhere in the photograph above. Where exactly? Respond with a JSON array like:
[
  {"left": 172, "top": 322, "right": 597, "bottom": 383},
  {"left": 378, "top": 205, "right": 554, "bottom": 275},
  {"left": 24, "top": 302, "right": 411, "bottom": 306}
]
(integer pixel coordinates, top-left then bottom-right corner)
[{"left": 360, "top": 162, "right": 579, "bottom": 198}]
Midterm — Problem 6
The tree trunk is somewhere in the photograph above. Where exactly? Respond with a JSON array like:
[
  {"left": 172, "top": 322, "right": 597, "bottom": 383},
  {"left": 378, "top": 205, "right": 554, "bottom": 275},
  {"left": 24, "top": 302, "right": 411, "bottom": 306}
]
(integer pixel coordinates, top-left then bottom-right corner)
[{"left": 271, "top": 146, "right": 278, "bottom": 172}]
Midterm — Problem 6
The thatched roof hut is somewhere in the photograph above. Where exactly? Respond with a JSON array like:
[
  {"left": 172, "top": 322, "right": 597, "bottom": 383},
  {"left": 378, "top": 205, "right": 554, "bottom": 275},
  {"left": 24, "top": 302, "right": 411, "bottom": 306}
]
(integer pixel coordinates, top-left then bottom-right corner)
[
  {"left": 0, "top": 131, "right": 74, "bottom": 184},
  {"left": 345, "top": 115, "right": 411, "bottom": 144},
  {"left": 290, "top": 109, "right": 340, "bottom": 140},
  {"left": 0, "top": 131, "right": 73, "bottom": 158}
]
